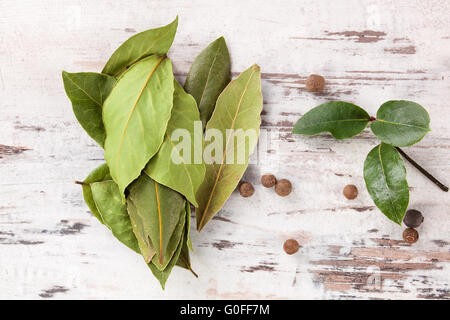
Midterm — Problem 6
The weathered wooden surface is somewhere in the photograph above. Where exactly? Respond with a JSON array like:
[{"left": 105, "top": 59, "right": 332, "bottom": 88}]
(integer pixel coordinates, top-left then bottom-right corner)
[{"left": 0, "top": 0, "right": 449, "bottom": 299}]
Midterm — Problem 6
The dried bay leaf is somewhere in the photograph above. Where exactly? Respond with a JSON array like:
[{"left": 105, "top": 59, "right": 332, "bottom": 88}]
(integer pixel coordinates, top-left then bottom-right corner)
[
  {"left": 102, "top": 17, "right": 178, "bottom": 77},
  {"left": 176, "top": 203, "right": 197, "bottom": 276},
  {"left": 126, "top": 199, "right": 155, "bottom": 262},
  {"left": 91, "top": 180, "right": 140, "bottom": 253},
  {"left": 184, "top": 37, "right": 231, "bottom": 129},
  {"left": 62, "top": 72, "right": 116, "bottom": 147},
  {"left": 185, "top": 202, "right": 193, "bottom": 251},
  {"left": 196, "top": 65, "right": 263, "bottom": 231},
  {"left": 103, "top": 55, "right": 175, "bottom": 200},
  {"left": 150, "top": 203, "right": 185, "bottom": 270},
  {"left": 145, "top": 80, "right": 205, "bottom": 207},
  {"left": 148, "top": 228, "right": 185, "bottom": 290},
  {"left": 85, "top": 173, "right": 190, "bottom": 288},
  {"left": 82, "top": 163, "right": 112, "bottom": 223},
  {"left": 364, "top": 143, "right": 409, "bottom": 225},
  {"left": 150, "top": 203, "right": 197, "bottom": 289},
  {"left": 127, "top": 173, "right": 186, "bottom": 269}
]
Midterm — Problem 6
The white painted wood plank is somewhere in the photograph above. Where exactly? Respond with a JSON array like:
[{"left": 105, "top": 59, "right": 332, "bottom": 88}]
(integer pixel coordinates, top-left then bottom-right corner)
[{"left": 0, "top": 0, "right": 449, "bottom": 299}]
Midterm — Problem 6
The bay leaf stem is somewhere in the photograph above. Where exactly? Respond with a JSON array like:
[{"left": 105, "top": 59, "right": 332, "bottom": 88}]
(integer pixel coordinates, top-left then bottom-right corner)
[{"left": 395, "top": 147, "right": 448, "bottom": 192}]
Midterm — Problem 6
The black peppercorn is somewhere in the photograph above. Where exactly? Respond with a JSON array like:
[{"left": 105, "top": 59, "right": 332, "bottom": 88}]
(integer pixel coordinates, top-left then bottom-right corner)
[{"left": 403, "top": 209, "right": 424, "bottom": 228}]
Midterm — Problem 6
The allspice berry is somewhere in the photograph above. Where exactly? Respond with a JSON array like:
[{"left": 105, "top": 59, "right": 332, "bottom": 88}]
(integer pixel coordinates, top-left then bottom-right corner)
[
  {"left": 261, "top": 174, "right": 277, "bottom": 188},
  {"left": 403, "top": 209, "right": 424, "bottom": 228},
  {"left": 343, "top": 184, "right": 358, "bottom": 200},
  {"left": 239, "top": 182, "right": 254, "bottom": 198},
  {"left": 283, "top": 239, "right": 299, "bottom": 255},
  {"left": 306, "top": 74, "right": 325, "bottom": 92},
  {"left": 403, "top": 228, "right": 419, "bottom": 244},
  {"left": 275, "top": 179, "right": 292, "bottom": 197}
]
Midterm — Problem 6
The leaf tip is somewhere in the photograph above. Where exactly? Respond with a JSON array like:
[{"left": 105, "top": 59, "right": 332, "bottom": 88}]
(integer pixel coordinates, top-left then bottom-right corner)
[
  {"left": 216, "top": 36, "right": 226, "bottom": 44},
  {"left": 61, "top": 70, "right": 70, "bottom": 80},
  {"left": 172, "top": 15, "right": 179, "bottom": 27},
  {"left": 251, "top": 64, "right": 260, "bottom": 71}
]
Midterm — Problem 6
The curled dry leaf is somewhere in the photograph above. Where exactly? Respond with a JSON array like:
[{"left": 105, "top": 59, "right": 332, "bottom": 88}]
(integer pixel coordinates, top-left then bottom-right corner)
[
  {"left": 81, "top": 163, "right": 112, "bottom": 223},
  {"left": 176, "top": 203, "right": 197, "bottom": 276},
  {"left": 127, "top": 173, "right": 186, "bottom": 270},
  {"left": 147, "top": 227, "right": 185, "bottom": 289}
]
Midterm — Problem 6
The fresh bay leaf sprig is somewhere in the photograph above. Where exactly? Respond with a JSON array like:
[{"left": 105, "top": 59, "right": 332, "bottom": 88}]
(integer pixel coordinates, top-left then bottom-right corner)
[
  {"left": 63, "top": 17, "right": 263, "bottom": 288},
  {"left": 292, "top": 100, "right": 447, "bottom": 225}
]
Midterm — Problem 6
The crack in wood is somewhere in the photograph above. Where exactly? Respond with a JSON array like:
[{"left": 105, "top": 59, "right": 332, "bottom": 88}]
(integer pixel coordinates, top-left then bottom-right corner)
[
  {"left": 0, "top": 144, "right": 30, "bottom": 158},
  {"left": 39, "top": 285, "right": 69, "bottom": 298}
]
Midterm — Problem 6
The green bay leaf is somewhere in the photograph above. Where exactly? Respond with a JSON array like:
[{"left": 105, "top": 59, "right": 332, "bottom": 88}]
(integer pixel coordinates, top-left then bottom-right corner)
[
  {"left": 292, "top": 101, "right": 370, "bottom": 139},
  {"left": 364, "top": 143, "right": 409, "bottom": 225},
  {"left": 127, "top": 173, "right": 186, "bottom": 270},
  {"left": 184, "top": 37, "right": 231, "bottom": 129},
  {"left": 102, "top": 17, "right": 178, "bottom": 77},
  {"left": 103, "top": 55, "right": 174, "bottom": 200},
  {"left": 371, "top": 100, "right": 430, "bottom": 147},
  {"left": 62, "top": 71, "right": 116, "bottom": 147},
  {"left": 91, "top": 180, "right": 140, "bottom": 253},
  {"left": 82, "top": 163, "right": 112, "bottom": 223},
  {"left": 196, "top": 65, "right": 263, "bottom": 231},
  {"left": 145, "top": 80, "right": 206, "bottom": 207}
]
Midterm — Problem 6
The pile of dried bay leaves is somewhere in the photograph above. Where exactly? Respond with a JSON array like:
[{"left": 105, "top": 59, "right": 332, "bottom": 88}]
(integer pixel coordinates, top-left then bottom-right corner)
[{"left": 62, "top": 17, "right": 263, "bottom": 288}]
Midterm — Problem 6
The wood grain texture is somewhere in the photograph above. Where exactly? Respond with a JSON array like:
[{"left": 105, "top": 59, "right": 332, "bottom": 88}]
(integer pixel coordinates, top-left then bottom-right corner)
[{"left": 0, "top": 0, "right": 449, "bottom": 299}]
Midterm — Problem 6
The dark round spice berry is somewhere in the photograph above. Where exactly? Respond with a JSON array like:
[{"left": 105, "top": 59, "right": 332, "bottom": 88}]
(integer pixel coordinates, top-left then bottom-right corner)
[
  {"left": 261, "top": 174, "right": 277, "bottom": 188},
  {"left": 306, "top": 74, "right": 325, "bottom": 92},
  {"left": 275, "top": 179, "right": 292, "bottom": 197},
  {"left": 343, "top": 184, "right": 358, "bottom": 200},
  {"left": 283, "top": 239, "right": 299, "bottom": 255},
  {"left": 403, "top": 228, "right": 419, "bottom": 244},
  {"left": 239, "top": 182, "right": 254, "bottom": 197},
  {"left": 403, "top": 209, "right": 424, "bottom": 228}
]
